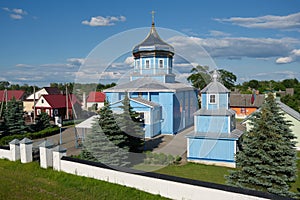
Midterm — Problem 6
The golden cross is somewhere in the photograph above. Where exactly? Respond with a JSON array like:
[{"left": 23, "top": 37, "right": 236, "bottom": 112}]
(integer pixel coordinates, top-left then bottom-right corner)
[{"left": 151, "top": 10, "right": 155, "bottom": 24}]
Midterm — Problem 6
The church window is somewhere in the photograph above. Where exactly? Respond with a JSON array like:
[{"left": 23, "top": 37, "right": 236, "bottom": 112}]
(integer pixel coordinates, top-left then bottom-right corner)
[
  {"left": 145, "top": 60, "right": 150, "bottom": 68},
  {"left": 159, "top": 59, "right": 163, "bottom": 68},
  {"left": 209, "top": 94, "right": 216, "bottom": 104}
]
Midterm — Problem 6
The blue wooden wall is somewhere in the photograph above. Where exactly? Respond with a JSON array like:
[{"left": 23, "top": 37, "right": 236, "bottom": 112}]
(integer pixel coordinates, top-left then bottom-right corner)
[{"left": 187, "top": 138, "right": 235, "bottom": 162}]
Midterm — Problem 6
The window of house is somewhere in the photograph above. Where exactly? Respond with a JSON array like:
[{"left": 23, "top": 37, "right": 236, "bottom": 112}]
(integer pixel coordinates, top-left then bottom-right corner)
[
  {"left": 209, "top": 94, "right": 216, "bottom": 104},
  {"left": 41, "top": 99, "right": 44, "bottom": 104},
  {"left": 159, "top": 59, "right": 163, "bottom": 68},
  {"left": 145, "top": 60, "right": 150, "bottom": 69}
]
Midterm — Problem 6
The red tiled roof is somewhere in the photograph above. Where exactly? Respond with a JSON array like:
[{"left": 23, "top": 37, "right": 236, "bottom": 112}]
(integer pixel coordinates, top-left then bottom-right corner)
[
  {"left": 0, "top": 90, "right": 25, "bottom": 102},
  {"left": 87, "top": 92, "right": 105, "bottom": 103},
  {"left": 41, "top": 94, "right": 80, "bottom": 108}
]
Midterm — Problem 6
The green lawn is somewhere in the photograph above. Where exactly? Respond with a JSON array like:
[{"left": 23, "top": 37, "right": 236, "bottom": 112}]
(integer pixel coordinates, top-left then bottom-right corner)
[
  {"left": 155, "top": 162, "right": 230, "bottom": 185},
  {"left": 155, "top": 154, "right": 300, "bottom": 194},
  {"left": 0, "top": 159, "right": 167, "bottom": 200}
]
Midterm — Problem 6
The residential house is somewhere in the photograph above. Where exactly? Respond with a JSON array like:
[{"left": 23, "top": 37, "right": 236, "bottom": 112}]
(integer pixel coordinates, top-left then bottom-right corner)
[
  {"left": 23, "top": 87, "right": 61, "bottom": 114},
  {"left": 0, "top": 90, "right": 26, "bottom": 102},
  {"left": 230, "top": 93, "right": 265, "bottom": 119},
  {"left": 242, "top": 100, "right": 300, "bottom": 150},
  {"left": 86, "top": 91, "right": 105, "bottom": 111},
  {"left": 34, "top": 94, "right": 81, "bottom": 120}
]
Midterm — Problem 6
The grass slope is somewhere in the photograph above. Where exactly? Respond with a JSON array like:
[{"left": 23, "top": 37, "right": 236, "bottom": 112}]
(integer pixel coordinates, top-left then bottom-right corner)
[{"left": 0, "top": 159, "right": 167, "bottom": 200}]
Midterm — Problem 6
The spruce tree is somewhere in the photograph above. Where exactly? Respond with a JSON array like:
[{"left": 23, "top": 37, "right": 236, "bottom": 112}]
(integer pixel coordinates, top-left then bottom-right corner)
[
  {"left": 3, "top": 97, "right": 26, "bottom": 136},
  {"left": 82, "top": 117, "right": 129, "bottom": 167},
  {"left": 35, "top": 112, "right": 51, "bottom": 131},
  {"left": 116, "top": 93, "right": 144, "bottom": 152},
  {"left": 226, "top": 93, "right": 297, "bottom": 197}
]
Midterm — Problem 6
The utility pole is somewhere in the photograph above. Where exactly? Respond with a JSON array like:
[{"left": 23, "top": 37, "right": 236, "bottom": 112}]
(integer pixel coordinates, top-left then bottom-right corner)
[
  {"left": 66, "top": 84, "right": 69, "bottom": 120},
  {"left": 33, "top": 86, "right": 36, "bottom": 124}
]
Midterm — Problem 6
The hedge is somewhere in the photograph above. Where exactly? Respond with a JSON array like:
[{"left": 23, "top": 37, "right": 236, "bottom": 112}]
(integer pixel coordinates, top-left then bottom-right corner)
[{"left": 0, "top": 126, "right": 61, "bottom": 145}]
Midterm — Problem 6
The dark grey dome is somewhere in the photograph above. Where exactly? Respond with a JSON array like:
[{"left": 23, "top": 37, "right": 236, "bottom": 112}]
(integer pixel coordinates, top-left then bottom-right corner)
[{"left": 133, "top": 23, "right": 174, "bottom": 54}]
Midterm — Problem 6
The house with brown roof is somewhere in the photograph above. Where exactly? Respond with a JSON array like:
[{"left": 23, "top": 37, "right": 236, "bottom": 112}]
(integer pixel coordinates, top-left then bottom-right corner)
[
  {"left": 0, "top": 90, "right": 26, "bottom": 102},
  {"left": 230, "top": 93, "right": 265, "bottom": 119},
  {"left": 23, "top": 87, "right": 61, "bottom": 114},
  {"left": 34, "top": 94, "right": 81, "bottom": 120}
]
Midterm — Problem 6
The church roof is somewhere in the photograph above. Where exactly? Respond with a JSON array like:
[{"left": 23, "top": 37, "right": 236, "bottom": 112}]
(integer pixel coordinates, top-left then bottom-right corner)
[
  {"left": 200, "top": 70, "right": 229, "bottom": 93},
  {"left": 104, "top": 77, "right": 195, "bottom": 93},
  {"left": 133, "top": 23, "right": 174, "bottom": 54},
  {"left": 277, "top": 101, "right": 300, "bottom": 121},
  {"left": 131, "top": 97, "right": 160, "bottom": 108},
  {"left": 194, "top": 108, "right": 236, "bottom": 116},
  {"left": 186, "top": 129, "right": 243, "bottom": 140}
]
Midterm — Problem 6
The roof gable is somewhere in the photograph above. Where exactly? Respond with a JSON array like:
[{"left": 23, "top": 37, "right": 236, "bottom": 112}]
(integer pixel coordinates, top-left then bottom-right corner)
[
  {"left": 87, "top": 92, "right": 105, "bottom": 103},
  {"left": 38, "top": 94, "right": 80, "bottom": 109}
]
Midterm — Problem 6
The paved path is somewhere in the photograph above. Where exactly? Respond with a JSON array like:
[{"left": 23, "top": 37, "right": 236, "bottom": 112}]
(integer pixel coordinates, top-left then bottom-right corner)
[
  {"left": 153, "top": 126, "right": 194, "bottom": 157},
  {"left": 34, "top": 126, "right": 81, "bottom": 156}
]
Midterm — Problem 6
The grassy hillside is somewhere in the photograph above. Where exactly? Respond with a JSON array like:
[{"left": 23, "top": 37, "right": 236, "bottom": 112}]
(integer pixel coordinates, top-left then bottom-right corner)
[{"left": 0, "top": 159, "right": 167, "bottom": 200}]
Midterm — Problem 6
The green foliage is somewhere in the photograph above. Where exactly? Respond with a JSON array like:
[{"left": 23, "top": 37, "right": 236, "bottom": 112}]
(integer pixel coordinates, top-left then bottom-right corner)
[
  {"left": 187, "top": 65, "right": 237, "bottom": 90},
  {"left": 281, "top": 94, "right": 300, "bottom": 112},
  {"left": 116, "top": 93, "right": 144, "bottom": 152},
  {"left": 0, "top": 159, "right": 166, "bottom": 200},
  {"left": 226, "top": 94, "right": 297, "bottom": 198},
  {"left": 34, "top": 112, "right": 51, "bottom": 131},
  {"left": 0, "top": 126, "right": 60, "bottom": 145},
  {"left": 2, "top": 97, "right": 27, "bottom": 136},
  {"left": 143, "top": 152, "right": 180, "bottom": 165},
  {"left": 82, "top": 117, "right": 130, "bottom": 167}
]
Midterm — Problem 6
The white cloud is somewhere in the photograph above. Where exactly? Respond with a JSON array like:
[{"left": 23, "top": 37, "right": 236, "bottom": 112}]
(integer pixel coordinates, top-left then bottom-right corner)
[
  {"left": 12, "top": 8, "right": 27, "bottom": 15},
  {"left": 168, "top": 35, "right": 300, "bottom": 60},
  {"left": 16, "top": 63, "right": 34, "bottom": 68},
  {"left": 10, "top": 14, "right": 23, "bottom": 20},
  {"left": 276, "top": 49, "right": 300, "bottom": 64},
  {"left": 215, "top": 12, "right": 300, "bottom": 31},
  {"left": 208, "top": 30, "right": 231, "bottom": 37},
  {"left": 67, "top": 58, "right": 85, "bottom": 66},
  {"left": 82, "top": 15, "right": 126, "bottom": 27},
  {"left": 124, "top": 56, "right": 134, "bottom": 65},
  {"left": 3, "top": 7, "right": 28, "bottom": 20}
]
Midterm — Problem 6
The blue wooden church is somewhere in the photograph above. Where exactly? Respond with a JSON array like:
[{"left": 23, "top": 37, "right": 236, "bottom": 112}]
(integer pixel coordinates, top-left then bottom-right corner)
[
  {"left": 104, "top": 20, "right": 198, "bottom": 138},
  {"left": 186, "top": 71, "right": 243, "bottom": 167}
]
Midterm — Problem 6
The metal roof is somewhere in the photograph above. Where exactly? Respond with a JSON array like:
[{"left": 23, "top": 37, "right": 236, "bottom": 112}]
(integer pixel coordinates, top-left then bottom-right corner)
[
  {"left": 194, "top": 108, "right": 236, "bottom": 116},
  {"left": 75, "top": 115, "right": 99, "bottom": 129},
  {"left": 131, "top": 97, "right": 161, "bottom": 108},
  {"left": 104, "top": 77, "right": 195, "bottom": 93},
  {"left": 201, "top": 81, "right": 229, "bottom": 93},
  {"left": 186, "top": 129, "right": 243, "bottom": 140},
  {"left": 133, "top": 23, "right": 174, "bottom": 54},
  {"left": 277, "top": 100, "right": 300, "bottom": 121},
  {"left": 230, "top": 94, "right": 265, "bottom": 108}
]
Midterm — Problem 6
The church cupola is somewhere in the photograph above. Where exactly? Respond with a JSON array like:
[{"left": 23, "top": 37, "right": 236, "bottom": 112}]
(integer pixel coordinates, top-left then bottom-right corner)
[{"left": 131, "top": 12, "right": 175, "bottom": 83}]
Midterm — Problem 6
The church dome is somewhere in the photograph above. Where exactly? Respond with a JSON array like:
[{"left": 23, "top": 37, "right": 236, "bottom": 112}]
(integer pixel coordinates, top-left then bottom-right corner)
[{"left": 133, "top": 22, "right": 174, "bottom": 55}]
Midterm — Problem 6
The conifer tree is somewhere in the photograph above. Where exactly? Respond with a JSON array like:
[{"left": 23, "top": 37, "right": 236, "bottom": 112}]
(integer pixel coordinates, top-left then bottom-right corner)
[
  {"left": 82, "top": 117, "right": 129, "bottom": 167},
  {"left": 35, "top": 112, "right": 51, "bottom": 131},
  {"left": 3, "top": 97, "right": 26, "bottom": 136},
  {"left": 226, "top": 93, "right": 297, "bottom": 198},
  {"left": 116, "top": 93, "right": 144, "bottom": 152},
  {"left": 98, "top": 101, "right": 128, "bottom": 148}
]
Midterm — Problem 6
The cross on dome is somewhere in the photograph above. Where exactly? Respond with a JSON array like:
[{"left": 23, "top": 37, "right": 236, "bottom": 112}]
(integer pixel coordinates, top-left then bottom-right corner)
[{"left": 212, "top": 70, "right": 219, "bottom": 82}]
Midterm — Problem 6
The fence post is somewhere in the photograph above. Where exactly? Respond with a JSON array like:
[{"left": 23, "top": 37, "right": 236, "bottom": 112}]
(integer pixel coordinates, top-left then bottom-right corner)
[
  {"left": 19, "top": 138, "right": 33, "bottom": 163},
  {"left": 52, "top": 146, "right": 67, "bottom": 171},
  {"left": 9, "top": 139, "right": 20, "bottom": 161},
  {"left": 39, "top": 140, "right": 54, "bottom": 169}
]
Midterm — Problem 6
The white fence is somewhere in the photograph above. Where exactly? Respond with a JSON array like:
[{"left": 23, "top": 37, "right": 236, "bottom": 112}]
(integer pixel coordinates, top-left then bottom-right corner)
[{"left": 0, "top": 138, "right": 282, "bottom": 200}]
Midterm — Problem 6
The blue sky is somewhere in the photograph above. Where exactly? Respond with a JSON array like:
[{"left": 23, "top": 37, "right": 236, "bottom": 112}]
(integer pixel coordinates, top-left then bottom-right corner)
[{"left": 1, "top": 0, "right": 300, "bottom": 86}]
